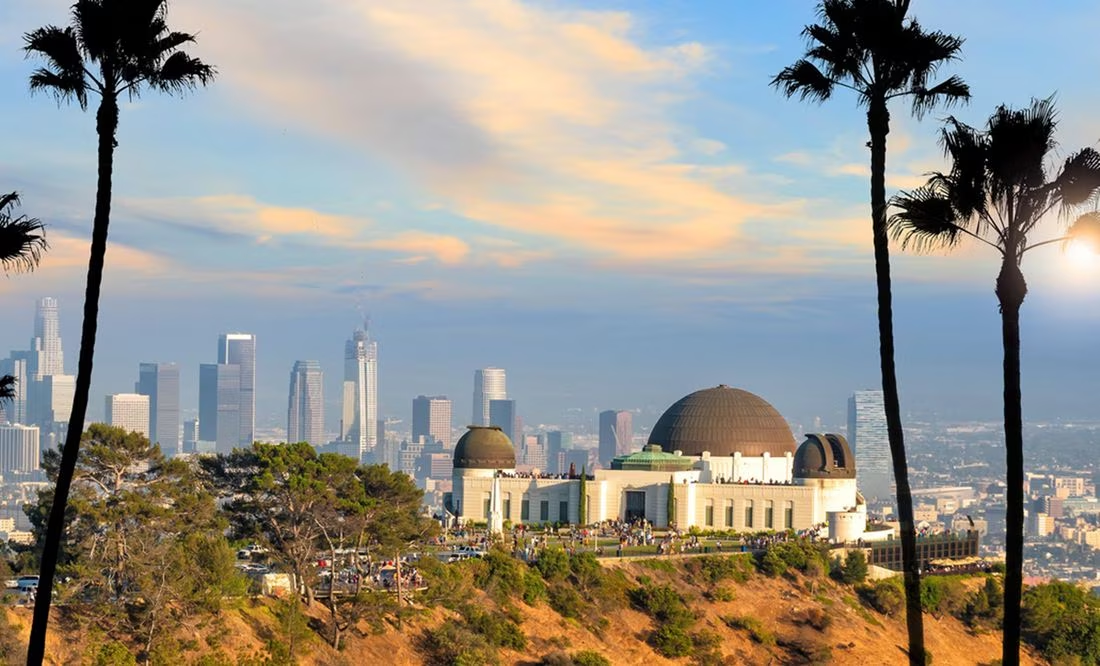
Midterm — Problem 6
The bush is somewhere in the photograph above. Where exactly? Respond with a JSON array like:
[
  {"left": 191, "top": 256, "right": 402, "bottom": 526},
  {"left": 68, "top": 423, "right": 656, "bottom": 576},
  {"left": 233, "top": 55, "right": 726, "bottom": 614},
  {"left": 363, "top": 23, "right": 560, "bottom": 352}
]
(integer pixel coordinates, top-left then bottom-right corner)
[
  {"left": 536, "top": 547, "right": 570, "bottom": 582},
  {"left": 548, "top": 584, "right": 585, "bottom": 620},
  {"left": 858, "top": 578, "right": 905, "bottom": 616},
  {"left": 629, "top": 584, "right": 693, "bottom": 626},
  {"left": 692, "top": 554, "right": 753, "bottom": 585},
  {"left": 419, "top": 624, "right": 499, "bottom": 666},
  {"left": 722, "top": 615, "right": 775, "bottom": 646},
  {"left": 920, "top": 576, "right": 968, "bottom": 618},
  {"left": 1022, "top": 580, "right": 1100, "bottom": 665},
  {"left": 757, "top": 548, "right": 787, "bottom": 578},
  {"left": 650, "top": 623, "right": 693, "bottom": 658},
  {"left": 793, "top": 607, "right": 833, "bottom": 632},
  {"left": 464, "top": 608, "right": 527, "bottom": 651},
  {"left": 836, "top": 550, "right": 868, "bottom": 585},
  {"left": 571, "top": 650, "right": 612, "bottom": 666},
  {"left": 705, "top": 586, "right": 735, "bottom": 602}
]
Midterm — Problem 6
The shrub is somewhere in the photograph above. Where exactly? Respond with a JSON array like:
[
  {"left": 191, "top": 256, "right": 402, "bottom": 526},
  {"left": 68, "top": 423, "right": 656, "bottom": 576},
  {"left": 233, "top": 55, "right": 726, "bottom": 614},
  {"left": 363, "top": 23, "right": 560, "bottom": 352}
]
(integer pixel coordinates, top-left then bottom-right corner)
[
  {"left": 757, "top": 548, "right": 787, "bottom": 577},
  {"left": 920, "top": 576, "right": 968, "bottom": 618},
  {"left": 693, "top": 554, "right": 753, "bottom": 585},
  {"left": 777, "top": 635, "right": 833, "bottom": 665},
  {"left": 793, "top": 607, "right": 833, "bottom": 632},
  {"left": 837, "top": 550, "right": 868, "bottom": 585},
  {"left": 858, "top": 578, "right": 905, "bottom": 616},
  {"left": 464, "top": 608, "right": 527, "bottom": 651},
  {"left": 536, "top": 547, "right": 570, "bottom": 582},
  {"left": 705, "top": 586, "right": 735, "bottom": 602},
  {"left": 722, "top": 615, "right": 775, "bottom": 646},
  {"left": 571, "top": 650, "right": 612, "bottom": 666},
  {"left": 548, "top": 584, "right": 585, "bottom": 620},
  {"left": 650, "top": 623, "right": 694, "bottom": 658},
  {"left": 690, "top": 629, "right": 725, "bottom": 665},
  {"left": 629, "top": 584, "right": 693, "bottom": 626},
  {"left": 419, "top": 623, "right": 499, "bottom": 666},
  {"left": 522, "top": 569, "right": 547, "bottom": 605}
]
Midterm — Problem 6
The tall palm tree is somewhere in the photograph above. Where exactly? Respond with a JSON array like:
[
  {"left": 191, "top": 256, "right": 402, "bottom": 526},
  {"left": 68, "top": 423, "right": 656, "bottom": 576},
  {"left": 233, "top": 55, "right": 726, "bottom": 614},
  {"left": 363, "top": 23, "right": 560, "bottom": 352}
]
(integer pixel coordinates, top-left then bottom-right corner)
[
  {"left": 771, "top": 2, "right": 968, "bottom": 663},
  {"left": 890, "top": 97, "right": 1100, "bottom": 666},
  {"left": 0, "top": 191, "right": 47, "bottom": 407},
  {"left": 23, "top": 2, "right": 214, "bottom": 660}
]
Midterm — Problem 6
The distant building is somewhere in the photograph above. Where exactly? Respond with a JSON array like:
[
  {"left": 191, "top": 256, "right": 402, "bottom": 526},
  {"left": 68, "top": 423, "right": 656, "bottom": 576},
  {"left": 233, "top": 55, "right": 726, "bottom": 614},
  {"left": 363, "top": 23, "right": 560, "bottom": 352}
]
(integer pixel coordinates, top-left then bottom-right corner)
[
  {"left": 199, "top": 363, "right": 240, "bottom": 454},
  {"left": 135, "top": 362, "right": 180, "bottom": 454},
  {"left": 218, "top": 333, "right": 256, "bottom": 448},
  {"left": 488, "top": 399, "right": 517, "bottom": 445},
  {"left": 472, "top": 368, "right": 506, "bottom": 426},
  {"left": 0, "top": 355, "right": 29, "bottom": 424},
  {"left": 848, "top": 390, "right": 891, "bottom": 503},
  {"left": 412, "top": 395, "right": 452, "bottom": 447},
  {"left": 30, "top": 297, "right": 64, "bottom": 378},
  {"left": 287, "top": 360, "right": 324, "bottom": 447},
  {"left": 342, "top": 325, "right": 378, "bottom": 461},
  {"left": 545, "top": 431, "right": 571, "bottom": 475},
  {"left": 105, "top": 393, "right": 151, "bottom": 439},
  {"left": 182, "top": 418, "right": 200, "bottom": 453},
  {"left": 28, "top": 374, "right": 74, "bottom": 443},
  {"left": 0, "top": 423, "right": 40, "bottom": 477},
  {"left": 598, "top": 410, "right": 633, "bottom": 467}
]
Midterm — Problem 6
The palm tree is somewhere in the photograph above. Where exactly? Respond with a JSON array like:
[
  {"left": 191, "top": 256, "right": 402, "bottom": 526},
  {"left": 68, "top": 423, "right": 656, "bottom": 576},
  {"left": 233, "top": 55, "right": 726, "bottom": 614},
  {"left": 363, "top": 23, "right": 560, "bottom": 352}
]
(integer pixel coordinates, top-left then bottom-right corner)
[
  {"left": 890, "top": 97, "right": 1100, "bottom": 666},
  {"left": 0, "top": 191, "right": 47, "bottom": 407},
  {"left": 23, "top": 2, "right": 214, "bottom": 660},
  {"left": 771, "top": 2, "right": 968, "bottom": 663}
]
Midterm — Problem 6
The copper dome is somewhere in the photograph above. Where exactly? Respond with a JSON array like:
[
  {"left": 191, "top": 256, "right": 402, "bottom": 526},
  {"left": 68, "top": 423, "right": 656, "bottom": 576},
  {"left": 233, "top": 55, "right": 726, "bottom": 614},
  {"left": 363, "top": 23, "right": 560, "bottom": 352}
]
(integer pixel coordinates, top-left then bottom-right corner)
[
  {"left": 647, "top": 385, "right": 796, "bottom": 458},
  {"left": 453, "top": 425, "right": 516, "bottom": 469},
  {"left": 794, "top": 433, "right": 856, "bottom": 479}
]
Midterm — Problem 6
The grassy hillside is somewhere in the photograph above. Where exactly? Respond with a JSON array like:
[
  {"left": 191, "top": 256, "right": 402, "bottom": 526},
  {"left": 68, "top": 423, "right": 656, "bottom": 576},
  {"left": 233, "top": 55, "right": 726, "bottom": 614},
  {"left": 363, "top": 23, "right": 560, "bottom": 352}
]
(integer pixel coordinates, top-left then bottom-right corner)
[{"left": 0, "top": 549, "right": 1045, "bottom": 665}]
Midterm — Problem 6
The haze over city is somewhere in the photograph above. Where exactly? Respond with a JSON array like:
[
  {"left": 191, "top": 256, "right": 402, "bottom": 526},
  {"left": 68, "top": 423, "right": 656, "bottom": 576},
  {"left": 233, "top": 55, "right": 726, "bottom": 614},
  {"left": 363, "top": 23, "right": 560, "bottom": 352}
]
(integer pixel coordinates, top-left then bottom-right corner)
[{"left": 3, "top": 0, "right": 1100, "bottom": 429}]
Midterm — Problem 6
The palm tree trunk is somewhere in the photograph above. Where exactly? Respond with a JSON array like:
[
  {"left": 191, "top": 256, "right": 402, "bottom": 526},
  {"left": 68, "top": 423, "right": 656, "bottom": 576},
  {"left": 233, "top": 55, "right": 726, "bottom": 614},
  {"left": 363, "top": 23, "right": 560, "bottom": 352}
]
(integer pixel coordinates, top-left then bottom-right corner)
[
  {"left": 27, "top": 92, "right": 119, "bottom": 666},
  {"left": 997, "top": 260, "right": 1026, "bottom": 666},
  {"left": 867, "top": 97, "right": 925, "bottom": 666}
]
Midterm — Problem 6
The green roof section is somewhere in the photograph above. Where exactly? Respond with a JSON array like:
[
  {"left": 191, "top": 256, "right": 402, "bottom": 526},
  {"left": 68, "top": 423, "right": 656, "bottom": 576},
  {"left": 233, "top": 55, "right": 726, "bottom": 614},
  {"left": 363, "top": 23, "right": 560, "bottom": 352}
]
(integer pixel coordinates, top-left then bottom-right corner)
[{"left": 610, "top": 444, "right": 696, "bottom": 472}]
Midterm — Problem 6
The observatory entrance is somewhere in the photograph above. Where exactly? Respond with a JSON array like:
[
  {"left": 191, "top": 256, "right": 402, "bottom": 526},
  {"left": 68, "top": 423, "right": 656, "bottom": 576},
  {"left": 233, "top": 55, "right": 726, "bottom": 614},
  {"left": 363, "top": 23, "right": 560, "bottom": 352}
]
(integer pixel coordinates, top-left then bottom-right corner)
[{"left": 624, "top": 490, "right": 646, "bottom": 522}]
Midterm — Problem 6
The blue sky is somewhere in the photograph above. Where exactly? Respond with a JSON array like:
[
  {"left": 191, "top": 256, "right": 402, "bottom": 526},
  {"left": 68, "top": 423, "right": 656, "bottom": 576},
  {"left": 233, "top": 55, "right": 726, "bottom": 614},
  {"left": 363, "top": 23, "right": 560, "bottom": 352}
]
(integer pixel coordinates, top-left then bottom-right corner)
[{"left": 2, "top": 0, "right": 1100, "bottom": 434}]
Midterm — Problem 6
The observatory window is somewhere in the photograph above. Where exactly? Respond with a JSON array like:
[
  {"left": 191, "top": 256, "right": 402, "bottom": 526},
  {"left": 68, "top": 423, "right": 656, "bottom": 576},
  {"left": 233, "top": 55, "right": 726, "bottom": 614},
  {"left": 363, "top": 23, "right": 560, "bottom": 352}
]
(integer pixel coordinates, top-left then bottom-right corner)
[
  {"left": 705, "top": 500, "right": 714, "bottom": 527},
  {"left": 784, "top": 501, "right": 794, "bottom": 529},
  {"left": 503, "top": 498, "right": 511, "bottom": 518},
  {"left": 559, "top": 500, "right": 569, "bottom": 523},
  {"left": 540, "top": 500, "right": 549, "bottom": 521},
  {"left": 725, "top": 502, "right": 734, "bottom": 528},
  {"left": 521, "top": 499, "right": 530, "bottom": 521},
  {"left": 764, "top": 500, "right": 774, "bottom": 529},
  {"left": 744, "top": 500, "right": 754, "bottom": 529}
]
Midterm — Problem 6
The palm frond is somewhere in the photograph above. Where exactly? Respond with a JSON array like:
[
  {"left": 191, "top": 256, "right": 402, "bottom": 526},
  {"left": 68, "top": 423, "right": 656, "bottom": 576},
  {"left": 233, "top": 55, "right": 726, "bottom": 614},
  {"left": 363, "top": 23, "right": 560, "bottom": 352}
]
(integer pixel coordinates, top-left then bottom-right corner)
[
  {"left": 771, "top": 59, "right": 836, "bottom": 102},
  {"left": 0, "top": 375, "right": 15, "bottom": 403},
  {"left": 910, "top": 74, "right": 969, "bottom": 119},
  {"left": 0, "top": 192, "right": 48, "bottom": 273},
  {"left": 986, "top": 96, "right": 1057, "bottom": 198},
  {"left": 150, "top": 51, "right": 215, "bottom": 93},
  {"left": 1055, "top": 148, "right": 1100, "bottom": 209},
  {"left": 23, "top": 25, "right": 89, "bottom": 108},
  {"left": 1065, "top": 211, "right": 1100, "bottom": 251},
  {"left": 888, "top": 184, "right": 966, "bottom": 253}
]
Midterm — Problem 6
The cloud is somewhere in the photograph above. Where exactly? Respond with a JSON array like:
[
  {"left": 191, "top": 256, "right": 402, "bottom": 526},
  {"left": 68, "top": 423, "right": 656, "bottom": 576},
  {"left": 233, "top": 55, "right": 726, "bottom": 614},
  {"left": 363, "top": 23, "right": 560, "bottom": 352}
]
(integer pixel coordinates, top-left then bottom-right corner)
[
  {"left": 118, "top": 194, "right": 366, "bottom": 244},
  {"left": 175, "top": 0, "right": 789, "bottom": 266},
  {"left": 0, "top": 231, "right": 172, "bottom": 295},
  {"left": 363, "top": 232, "right": 470, "bottom": 265}
]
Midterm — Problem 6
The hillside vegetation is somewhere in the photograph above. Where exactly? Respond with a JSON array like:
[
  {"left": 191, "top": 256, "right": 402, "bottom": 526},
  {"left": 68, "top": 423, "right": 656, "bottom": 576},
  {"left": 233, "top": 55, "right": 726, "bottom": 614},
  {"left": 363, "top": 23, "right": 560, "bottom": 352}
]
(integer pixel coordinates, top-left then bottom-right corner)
[{"left": 0, "top": 547, "right": 1067, "bottom": 665}]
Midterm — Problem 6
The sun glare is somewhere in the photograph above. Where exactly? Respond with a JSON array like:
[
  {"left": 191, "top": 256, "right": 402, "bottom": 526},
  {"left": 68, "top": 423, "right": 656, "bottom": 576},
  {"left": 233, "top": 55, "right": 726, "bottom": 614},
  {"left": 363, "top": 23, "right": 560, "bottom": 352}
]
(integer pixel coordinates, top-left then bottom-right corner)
[{"left": 1064, "top": 240, "right": 1099, "bottom": 274}]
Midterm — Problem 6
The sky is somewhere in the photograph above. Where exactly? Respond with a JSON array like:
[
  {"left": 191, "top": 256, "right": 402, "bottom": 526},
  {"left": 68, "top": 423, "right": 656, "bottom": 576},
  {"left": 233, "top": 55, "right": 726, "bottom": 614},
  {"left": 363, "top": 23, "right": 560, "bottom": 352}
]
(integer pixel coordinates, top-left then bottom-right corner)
[{"left": 2, "top": 0, "right": 1100, "bottom": 435}]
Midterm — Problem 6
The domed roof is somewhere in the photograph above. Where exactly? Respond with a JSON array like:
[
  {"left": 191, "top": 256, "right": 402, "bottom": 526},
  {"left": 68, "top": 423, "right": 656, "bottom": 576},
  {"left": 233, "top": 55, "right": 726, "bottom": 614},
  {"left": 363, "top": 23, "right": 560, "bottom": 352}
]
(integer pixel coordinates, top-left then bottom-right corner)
[
  {"left": 794, "top": 433, "right": 856, "bottom": 479},
  {"left": 647, "top": 385, "right": 796, "bottom": 458},
  {"left": 453, "top": 425, "right": 516, "bottom": 470}
]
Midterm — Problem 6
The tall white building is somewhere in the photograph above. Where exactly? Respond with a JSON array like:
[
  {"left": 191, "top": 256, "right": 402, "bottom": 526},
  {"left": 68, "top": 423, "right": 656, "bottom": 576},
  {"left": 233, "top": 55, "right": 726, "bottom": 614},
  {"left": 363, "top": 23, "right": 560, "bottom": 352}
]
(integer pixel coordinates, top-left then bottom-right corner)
[
  {"left": 29, "top": 373, "right": 74, "bottom": 443},
  {"left": 105, "top": 393, "right": 151, "bottom": 439},
  {"left": 0, "top": 423, "right": 40, "bottom": 477},
  {"left": 472, "top": 367, "right": 506, "bottom": 426},
  {"left": 287, "top": 360, "right": 324, "bottom": 447},
  {"left": 30, "top": 297, "right": 64, "bottom": 379},
  {"left": 135, "top": 362, "right": 180, "bottom": 454},
  {"left": 218, "top": 333, "right": 256, "bottom": 448},
  {"left": 0, "top": 355, "right": 29, "bottom": 424},
  {"left": 342, "top": 325, "right": 378, "bottom": 462},
  {"left": 848, "top": 390, "right": 891, "bottom": 503}
]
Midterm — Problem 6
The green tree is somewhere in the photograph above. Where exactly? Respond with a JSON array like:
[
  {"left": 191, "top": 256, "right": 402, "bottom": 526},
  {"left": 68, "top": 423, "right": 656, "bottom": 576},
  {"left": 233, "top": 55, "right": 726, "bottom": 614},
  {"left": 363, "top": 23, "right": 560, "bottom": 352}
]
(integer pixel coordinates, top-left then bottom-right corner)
[
  {"left": 1021, "top": 581, "right": 1100, "bottom": 665},
  {"left": 0, "top": 192, "right": 47, "bottom": 406},
  {"left": 577, "top": 467, "right": 587, "bottom": 526},
  {"left": 23, "top": 3, "right": 215, "bottom": 657},
  {"left": 772, "top": 4, "right": 968, "bottom": 663},
  {"left": 26, "top": 424, "right": 238, "bottom": 660},
  {"left": 202, "top": 442, "right": 336, "bottom": 606},
  {"left": 839, "top": 549, "right": 869, "bottom": 584},
  {"left": 889, "top": 98, "right": 1100, "bottom": 665}
]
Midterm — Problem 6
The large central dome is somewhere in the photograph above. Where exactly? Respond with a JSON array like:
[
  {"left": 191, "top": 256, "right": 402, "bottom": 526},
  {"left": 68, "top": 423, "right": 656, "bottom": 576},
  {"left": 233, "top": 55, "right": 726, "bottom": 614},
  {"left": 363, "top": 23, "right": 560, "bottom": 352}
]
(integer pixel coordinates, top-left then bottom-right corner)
[{"left": 647, "top": 385, "right": 796, "bottom": 457}]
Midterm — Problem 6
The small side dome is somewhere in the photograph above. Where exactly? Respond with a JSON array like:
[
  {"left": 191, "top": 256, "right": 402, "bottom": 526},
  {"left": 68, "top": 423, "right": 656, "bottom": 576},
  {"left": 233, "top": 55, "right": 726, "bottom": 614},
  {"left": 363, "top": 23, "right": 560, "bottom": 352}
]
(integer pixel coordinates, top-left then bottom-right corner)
[
  {"left": 794, "top": 433, "right": 856, "bottom": 479},
  {"left": 453, "top": 425, "right": 516, "bottom": 470}
]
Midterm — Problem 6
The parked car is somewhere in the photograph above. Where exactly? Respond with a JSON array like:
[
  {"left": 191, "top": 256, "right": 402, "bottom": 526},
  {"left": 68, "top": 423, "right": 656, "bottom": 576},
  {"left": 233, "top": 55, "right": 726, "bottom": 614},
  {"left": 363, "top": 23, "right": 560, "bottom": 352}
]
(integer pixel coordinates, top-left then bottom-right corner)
[{"left": 16, "top": 575, "right": 39, "bottom": 591}]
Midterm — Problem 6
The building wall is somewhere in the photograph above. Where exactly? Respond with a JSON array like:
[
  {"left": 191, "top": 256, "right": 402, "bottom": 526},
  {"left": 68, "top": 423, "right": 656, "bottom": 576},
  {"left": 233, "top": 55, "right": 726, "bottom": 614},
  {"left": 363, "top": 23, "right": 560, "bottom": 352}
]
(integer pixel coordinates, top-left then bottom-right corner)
[
  {"left": 679, "top": 482, "right": 817, "bottom": 531},
  {"left": 105, "top": 393, "right": 151, "bottom": 438},
  {"left": 0, "top": 424, "right": 40, "bottom": 477},
  {"left": 849, "top": 390, "right": 891, "bottom": 503},
  {"left": 696, "top": 452, "right": 794, "bottom": 483},
  {"left": 473, "top": 368, "right": 506, "bottom": 426}
]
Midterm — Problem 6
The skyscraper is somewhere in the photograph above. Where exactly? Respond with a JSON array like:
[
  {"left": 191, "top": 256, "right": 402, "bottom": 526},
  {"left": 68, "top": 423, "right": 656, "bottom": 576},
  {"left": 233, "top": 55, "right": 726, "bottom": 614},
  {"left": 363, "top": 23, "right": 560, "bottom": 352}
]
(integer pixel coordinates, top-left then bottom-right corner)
[
  {"left": 135, "top": 362, "right": 180, "bottom": 454},
  {"left": 412, "top": 395, "right": 452, "bottom": 447},
  {"left": 342, "top": 324, "right": 378, "bottom": 461},
  {"left": 199, "top": 363, "right": 240, "bottom": 454},
  {"left": 105, "top": 393, "right": 150, "bottom": 438},
  {"left": 598, "top": 410, "right": 633, "bottom": 466},
  {"left": 0, "top": 423, "right": 40, "bottom": 477},
  {"left": 28, "top": 373, "right": 74, "bottom": 444},
  {"left": 472, "top": 368, "right": 506, "bottom": 426},
  {"left": 488, "top": 399, "right": 517, "bottom": 446},
  {"left": 0, "top": 354, "right": 29, "bottom": 424},
  {"left": 287, "top": 360, "right": 324, "bottom": 447},
  {"left": 546, "top": 430, "right": 571, "bottom": 475},
  {"left": 218, "top": 333, "right": 255, "bottom": 447},
  {"left": 848, "top": 390, "right": 891, "bottom": 503},
  {"left": 30, "top": 297, "right": 63, "bottom": 379}
]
